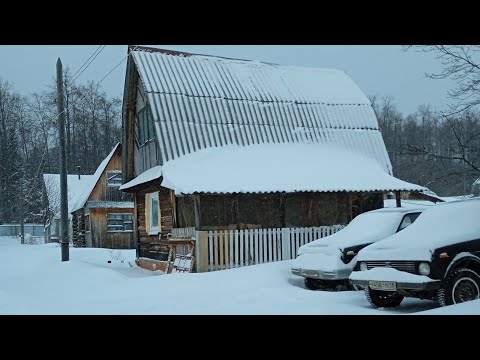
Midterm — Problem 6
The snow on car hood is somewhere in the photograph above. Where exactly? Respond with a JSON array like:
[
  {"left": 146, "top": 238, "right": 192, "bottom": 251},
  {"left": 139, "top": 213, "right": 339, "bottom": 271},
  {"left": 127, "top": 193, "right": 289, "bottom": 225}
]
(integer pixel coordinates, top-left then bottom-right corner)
[
  {"left": 291, "top": 251, "right": 354, "bottom": 273},
  {"left": 357, "top": 198, "right": 480, "bottom": 262},
  {"left": 297, "top": 207, "right": 424, "bottom": 256}
]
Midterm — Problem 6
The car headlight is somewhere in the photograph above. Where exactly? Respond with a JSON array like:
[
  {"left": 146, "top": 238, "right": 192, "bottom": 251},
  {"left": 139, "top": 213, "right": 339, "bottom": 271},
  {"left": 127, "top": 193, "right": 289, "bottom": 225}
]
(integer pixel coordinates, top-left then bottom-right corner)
[
  {"left": 418, "top": 262, "right": 430, "bottom": 276},
  {"left": 359, "top": 262, "right": 368, "bottom": 271}
]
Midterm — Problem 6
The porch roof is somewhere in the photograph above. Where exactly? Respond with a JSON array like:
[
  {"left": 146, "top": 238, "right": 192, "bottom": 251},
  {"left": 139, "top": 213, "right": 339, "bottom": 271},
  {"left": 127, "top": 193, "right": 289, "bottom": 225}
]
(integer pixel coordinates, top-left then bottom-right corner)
[{"left": 120, "top": 143, "right": 426, "bottom": 195}]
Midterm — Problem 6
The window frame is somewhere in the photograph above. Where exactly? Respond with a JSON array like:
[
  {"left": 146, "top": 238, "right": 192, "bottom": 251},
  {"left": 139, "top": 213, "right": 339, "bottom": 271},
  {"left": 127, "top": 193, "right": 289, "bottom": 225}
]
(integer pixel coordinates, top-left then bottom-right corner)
[
  {"left": 147, "top": 192, "right": 161, "bottom": 235},
  {"left": 107, "top": 213, "right": 134, "bottom": 233},
  {"left": 106, "top": 170, "right": 123, "bottom": 187},
  {"left": 136, "top": 106, "right": 155, "bottom": 147}
]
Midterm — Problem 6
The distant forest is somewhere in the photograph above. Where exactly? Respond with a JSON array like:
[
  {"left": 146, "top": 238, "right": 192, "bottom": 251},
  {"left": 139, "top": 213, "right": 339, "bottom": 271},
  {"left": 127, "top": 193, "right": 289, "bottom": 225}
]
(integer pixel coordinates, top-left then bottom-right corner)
[
  {"left": 0, "top": 72, "right": 122, "bottom": 224},
  {"left": 1, "top": 69, "right": 480, "bottom": 224}
]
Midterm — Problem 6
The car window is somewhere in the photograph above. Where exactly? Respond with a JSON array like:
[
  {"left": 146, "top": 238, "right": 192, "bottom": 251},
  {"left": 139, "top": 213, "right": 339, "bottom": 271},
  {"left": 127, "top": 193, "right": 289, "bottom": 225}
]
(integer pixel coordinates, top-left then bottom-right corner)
[{"left": 397, "top": 212, "right": 421, "bottom": 232}]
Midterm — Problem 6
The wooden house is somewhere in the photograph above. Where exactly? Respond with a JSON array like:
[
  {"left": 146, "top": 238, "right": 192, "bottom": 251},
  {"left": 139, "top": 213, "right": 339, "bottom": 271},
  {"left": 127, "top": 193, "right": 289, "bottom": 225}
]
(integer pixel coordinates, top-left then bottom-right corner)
[
  {"left": 43, "top": 172, "right": 94, "bottom": 243},
  {"left": 69, "top": 143, "right": 134, "bottom": 249},
  {"left": 120, "top": 46, "right": 426, "bottom": 272}
]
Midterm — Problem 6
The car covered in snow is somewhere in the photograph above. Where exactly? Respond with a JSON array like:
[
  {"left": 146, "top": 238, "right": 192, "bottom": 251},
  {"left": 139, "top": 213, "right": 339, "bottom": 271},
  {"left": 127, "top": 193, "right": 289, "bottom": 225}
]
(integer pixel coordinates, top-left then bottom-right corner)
[
  {"left": 350, "top": 198, "right": 480, "bottom": 308},
  {"left": 291, "top": 206, "right": 425, "bottom": 290}
]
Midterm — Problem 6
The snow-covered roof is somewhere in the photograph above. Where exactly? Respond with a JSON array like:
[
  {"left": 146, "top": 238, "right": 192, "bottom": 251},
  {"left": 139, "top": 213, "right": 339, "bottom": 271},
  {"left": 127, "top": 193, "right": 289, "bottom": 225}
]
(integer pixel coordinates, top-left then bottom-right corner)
[
  {"left": 130, "top": 48, "right": 393, "bottom": 173},
  {"left": 120, "top": 166, "right": 161, "bottom": 191},
  {"left": 70, "top": 143, "right": 121, "bottom": 213},
  {"left": 43, "top": 174, "right": 95, "bottom": 217},
  {"left": 121, "top": 143, "right": 425, "bottom": 194}
]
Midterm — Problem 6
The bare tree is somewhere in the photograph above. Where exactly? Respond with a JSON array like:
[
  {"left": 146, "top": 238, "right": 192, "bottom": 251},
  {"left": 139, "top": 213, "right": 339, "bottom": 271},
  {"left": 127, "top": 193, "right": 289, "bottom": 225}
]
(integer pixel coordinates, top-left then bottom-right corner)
[{"left": 401, "top": 46, "right": 480, "bottom": 185}]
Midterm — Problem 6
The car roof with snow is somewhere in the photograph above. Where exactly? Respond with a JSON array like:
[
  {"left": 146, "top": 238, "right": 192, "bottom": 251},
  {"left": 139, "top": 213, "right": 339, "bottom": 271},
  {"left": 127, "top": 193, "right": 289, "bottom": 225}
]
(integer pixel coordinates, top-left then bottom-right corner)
[
  {"left": 357, "top": 198, "right": 480, "bottom": 261},
  {"left": 301, "top": 206, "right": 427, "bottom": 250}
]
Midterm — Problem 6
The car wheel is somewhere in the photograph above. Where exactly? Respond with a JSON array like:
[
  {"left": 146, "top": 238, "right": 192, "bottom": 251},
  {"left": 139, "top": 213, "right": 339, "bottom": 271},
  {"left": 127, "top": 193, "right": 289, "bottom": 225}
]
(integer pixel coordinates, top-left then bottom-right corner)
[
  {"left": 365, "top": 287, "right": 404, "bottom": 308},
  {"left": 304, "top": 278, "right": 336, "bottom": 291},
  {"left": 349, "top": 283, "right": 363, "bottom": 291},
  {"left": 437, "top": 268, "right": 480, "bottom": 307}
]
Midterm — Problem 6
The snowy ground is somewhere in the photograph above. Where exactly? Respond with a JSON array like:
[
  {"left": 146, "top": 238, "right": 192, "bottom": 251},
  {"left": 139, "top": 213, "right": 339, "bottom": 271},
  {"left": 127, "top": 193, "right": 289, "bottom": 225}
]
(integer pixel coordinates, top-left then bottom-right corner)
[{"left": 1, "top": 236, "right": 478, "bottom": 315}]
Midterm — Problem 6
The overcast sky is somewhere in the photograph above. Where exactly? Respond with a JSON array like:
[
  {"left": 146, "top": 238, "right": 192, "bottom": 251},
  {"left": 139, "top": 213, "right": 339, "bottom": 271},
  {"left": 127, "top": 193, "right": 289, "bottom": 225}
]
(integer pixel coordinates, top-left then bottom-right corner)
[{"left": 0, "top": 45, "right": 455, "bottom": 115}]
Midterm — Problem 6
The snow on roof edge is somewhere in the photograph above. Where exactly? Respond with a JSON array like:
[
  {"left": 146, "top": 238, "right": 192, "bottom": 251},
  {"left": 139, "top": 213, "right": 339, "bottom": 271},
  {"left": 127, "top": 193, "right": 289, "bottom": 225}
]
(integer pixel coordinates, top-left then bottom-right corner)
[
  {"left": 120, "top": 143, "right": 425, "bottom": 195},
  {"left": 70, "top": 143, "right": 121, "bottom": 213},
  {"left": 120, "top": 165, "right": 162, "bottom": 191}
]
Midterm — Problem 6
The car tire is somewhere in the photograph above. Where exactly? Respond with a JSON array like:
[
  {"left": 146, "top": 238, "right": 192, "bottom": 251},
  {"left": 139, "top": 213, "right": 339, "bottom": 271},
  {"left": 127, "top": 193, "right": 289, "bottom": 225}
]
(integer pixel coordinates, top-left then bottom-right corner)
[
  {"left": 436, "top": 268, "right": 480, "bottom": 307},
  {"left": 365, "top": 287, "right": 404, "bottom": 308}
]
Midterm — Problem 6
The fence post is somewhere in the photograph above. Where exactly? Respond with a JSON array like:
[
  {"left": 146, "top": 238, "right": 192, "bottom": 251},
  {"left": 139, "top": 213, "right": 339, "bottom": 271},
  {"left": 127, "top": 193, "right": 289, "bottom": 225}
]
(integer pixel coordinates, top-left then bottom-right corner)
[{"left": 195, "top": 231, "right": 209, "bottom": 273}]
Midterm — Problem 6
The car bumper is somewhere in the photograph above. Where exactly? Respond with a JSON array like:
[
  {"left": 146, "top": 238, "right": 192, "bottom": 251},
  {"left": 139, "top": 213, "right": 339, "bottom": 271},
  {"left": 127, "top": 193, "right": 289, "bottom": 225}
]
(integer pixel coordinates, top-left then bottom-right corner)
[
  {"left": 291, "top": 267, "right": 352, "bottom": 280},
  {"left": 350, "top": 278, "right": 441, "bottom": 291}
]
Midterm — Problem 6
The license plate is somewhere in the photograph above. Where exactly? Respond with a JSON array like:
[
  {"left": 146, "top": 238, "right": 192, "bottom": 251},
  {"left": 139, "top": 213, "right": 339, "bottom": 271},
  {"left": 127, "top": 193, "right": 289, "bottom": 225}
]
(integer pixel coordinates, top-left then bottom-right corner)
[{"left": 369, "top": 281, "right": 396, "bottom": 291}]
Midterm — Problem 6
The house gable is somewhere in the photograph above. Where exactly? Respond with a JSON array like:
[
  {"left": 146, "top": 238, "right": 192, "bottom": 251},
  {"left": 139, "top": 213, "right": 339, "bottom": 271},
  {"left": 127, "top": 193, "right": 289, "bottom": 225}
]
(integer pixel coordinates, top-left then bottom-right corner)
[
  {"left": 122, "top": 47, "right": 394, "bottom": 185},
  {"left": 87, "top": 144, "right": 125, "bottom": 203}
]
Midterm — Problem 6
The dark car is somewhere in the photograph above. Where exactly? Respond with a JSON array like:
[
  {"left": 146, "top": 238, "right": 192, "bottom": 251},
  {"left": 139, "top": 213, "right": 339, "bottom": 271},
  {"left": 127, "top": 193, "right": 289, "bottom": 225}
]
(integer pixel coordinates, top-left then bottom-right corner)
[{"left": 350, "top": 198, "right": 480, "bottom": 308}]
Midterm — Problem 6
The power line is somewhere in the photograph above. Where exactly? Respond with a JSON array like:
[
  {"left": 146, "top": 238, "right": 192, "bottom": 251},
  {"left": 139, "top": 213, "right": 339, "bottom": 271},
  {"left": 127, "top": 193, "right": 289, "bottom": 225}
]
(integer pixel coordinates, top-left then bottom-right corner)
[
  {"left": 70, "top": 45, "right": 104, "bottom": 81},
  {"left": 28, "top": 46, "right": 138, "bottom": 197},
  {"left": 71, "top": 45, "right": 106, "bottom": 83},
  {"left": 98, "top": 46, "right": 137, "bottom": 85}
]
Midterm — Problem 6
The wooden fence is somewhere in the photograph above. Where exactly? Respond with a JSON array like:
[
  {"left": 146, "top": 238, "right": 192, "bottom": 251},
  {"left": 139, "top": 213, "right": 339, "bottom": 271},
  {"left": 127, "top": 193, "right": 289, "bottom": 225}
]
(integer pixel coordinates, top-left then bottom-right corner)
[{"left": 194, "top": 225, "right": 345, "bottom": 272}]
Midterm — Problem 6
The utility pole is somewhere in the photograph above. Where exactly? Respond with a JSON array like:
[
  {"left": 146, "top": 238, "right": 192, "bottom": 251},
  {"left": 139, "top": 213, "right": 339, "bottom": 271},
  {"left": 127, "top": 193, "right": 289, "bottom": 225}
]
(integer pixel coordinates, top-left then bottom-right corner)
[
  {"left": 20, "top": 180, "right": 24, "bottom": 245},
  {"left": 57, "top": 58, "right": 69, "bottom": 261}
]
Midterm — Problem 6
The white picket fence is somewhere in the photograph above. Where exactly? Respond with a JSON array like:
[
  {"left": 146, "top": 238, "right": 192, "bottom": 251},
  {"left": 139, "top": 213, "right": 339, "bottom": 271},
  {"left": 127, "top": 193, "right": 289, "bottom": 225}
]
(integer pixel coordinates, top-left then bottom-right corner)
[{"left": 202, "top": 225, "right": 345, "bottom": 272}]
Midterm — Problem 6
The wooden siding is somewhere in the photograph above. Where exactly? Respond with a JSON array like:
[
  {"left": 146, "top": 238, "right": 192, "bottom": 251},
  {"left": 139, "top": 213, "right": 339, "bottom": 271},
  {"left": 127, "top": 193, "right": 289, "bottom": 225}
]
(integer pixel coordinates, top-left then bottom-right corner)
[
  {"left": 89, "top": 207, "right": 134, "bottom": 249},
  {"left": 176, "top": 192, "right": 383, "bottom": 231},
  {"left": 123, "top": 58, "right": 138, "bottom": 183},
  {"left": 135, "top": 183, "right": 175, "bottom": 261},
  {"left": 88, "top": 146, "right": 133, "bottom": 203}
]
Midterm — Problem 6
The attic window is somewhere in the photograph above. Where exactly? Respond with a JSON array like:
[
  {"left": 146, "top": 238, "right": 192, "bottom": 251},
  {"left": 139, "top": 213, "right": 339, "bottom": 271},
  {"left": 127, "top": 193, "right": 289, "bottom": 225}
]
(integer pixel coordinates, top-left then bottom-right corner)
[
  {"left": 107, "top": 171, "right": 122, "bottom": 187},
  {"left": 137, "top": 107, "right": 155, "bottom": 146}
]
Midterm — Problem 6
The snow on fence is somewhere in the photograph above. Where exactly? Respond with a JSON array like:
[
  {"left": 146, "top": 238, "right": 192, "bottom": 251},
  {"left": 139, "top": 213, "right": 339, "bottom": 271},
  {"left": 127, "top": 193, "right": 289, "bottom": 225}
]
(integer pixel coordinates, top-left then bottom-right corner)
[{"left": 196, "top": 225, "right": 345, "bottom": 272}]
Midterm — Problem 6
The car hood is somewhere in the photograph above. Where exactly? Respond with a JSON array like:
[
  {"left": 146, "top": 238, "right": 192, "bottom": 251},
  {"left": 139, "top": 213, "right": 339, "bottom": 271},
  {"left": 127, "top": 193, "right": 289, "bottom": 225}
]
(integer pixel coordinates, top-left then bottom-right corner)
[
  {"left": 357, "top": 243, "right": 433, "bottom": 262},
  {"left": 291, "top": 250, "right": 354, "bottom": 272}
]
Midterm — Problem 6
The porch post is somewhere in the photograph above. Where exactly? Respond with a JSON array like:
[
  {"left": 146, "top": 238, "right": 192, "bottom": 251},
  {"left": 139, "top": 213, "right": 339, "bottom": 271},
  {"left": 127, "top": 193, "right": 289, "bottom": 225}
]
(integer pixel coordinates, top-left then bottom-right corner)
[
  {"left": 193, "top": 194, "right": 201, "bottom": 230},
  {"left": 395, "top": 191, "right": 402, "bottom": 208}
]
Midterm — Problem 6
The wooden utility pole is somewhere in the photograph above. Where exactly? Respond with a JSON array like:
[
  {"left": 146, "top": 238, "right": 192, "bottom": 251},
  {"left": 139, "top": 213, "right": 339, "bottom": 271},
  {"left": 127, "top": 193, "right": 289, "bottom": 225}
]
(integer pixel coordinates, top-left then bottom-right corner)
[
  {"left": 57, "top": 58, "right": 69, "bottom": 261},
  {"left": 19, "top": 181, "right": 24, "bottom": 244}
]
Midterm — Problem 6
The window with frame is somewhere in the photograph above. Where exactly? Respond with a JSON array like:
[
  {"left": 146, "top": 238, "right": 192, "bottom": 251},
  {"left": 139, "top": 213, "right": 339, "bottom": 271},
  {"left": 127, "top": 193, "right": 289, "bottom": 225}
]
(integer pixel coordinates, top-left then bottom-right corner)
[
  {"left": 146, "top": 192, "right": 161, "bottom": 235},
  {"left": 107, "top": 213, "right": 133, "bottom": 232},
  {"left": 106, "top": 171, "right": 123, "bottom": 187},
  {"left": 137, "top": 107, "right": 155, "bottom": 146}
]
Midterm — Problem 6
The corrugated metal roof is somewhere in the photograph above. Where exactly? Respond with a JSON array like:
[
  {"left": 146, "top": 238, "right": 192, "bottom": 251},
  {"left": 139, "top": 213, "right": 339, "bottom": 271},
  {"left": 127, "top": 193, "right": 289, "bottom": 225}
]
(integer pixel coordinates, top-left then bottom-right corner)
[{"left": 131, "top": 49, "right": 393, "bottom": 174}]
